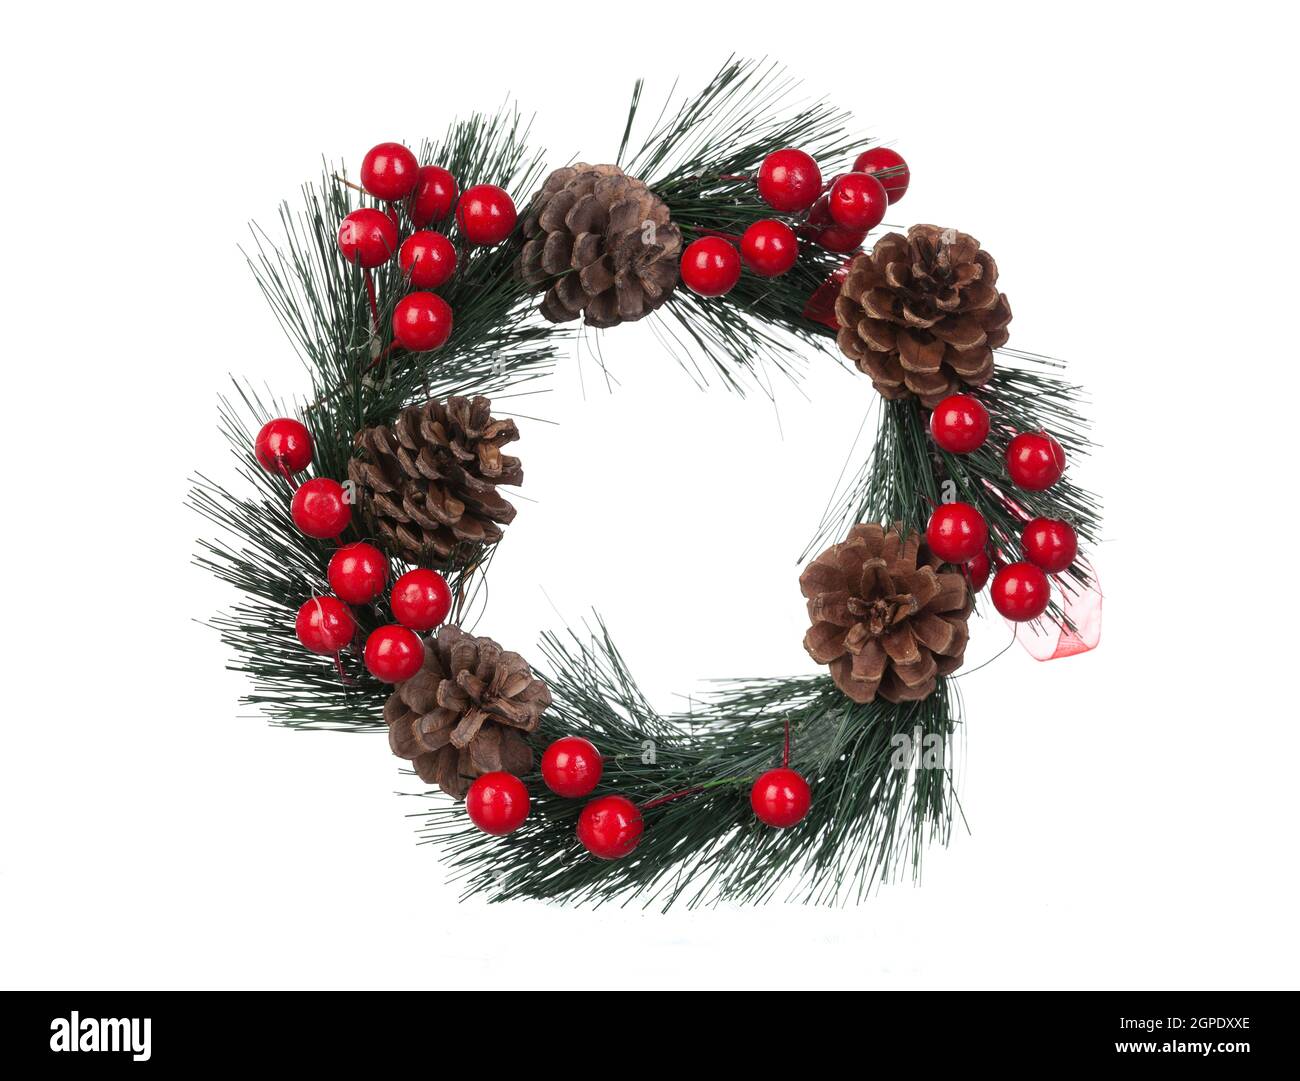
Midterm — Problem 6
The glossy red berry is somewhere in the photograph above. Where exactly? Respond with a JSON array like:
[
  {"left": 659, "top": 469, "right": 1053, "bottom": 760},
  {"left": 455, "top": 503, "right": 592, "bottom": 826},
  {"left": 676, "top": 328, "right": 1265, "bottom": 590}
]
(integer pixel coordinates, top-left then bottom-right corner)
[
  {"left": 363, "top": 624, "right": 424, "bottom": 683},
  {"left": 991, "top": 562, "right": 1051, "bottom": 622},
  {"left": 290, "top": 478, "right": 352, "bottom": 539},
  {"left": 254, "top": 418, "right": 313, "bottom": 475},
  {"left": 360, "top": 142, "right": 419, "bottom": 201},
  {"left": 1006, "top": 432, "right": 1066, "bottom": 490},
  {"left": 399, "top": 230, "right": 456, "bottom": 289},
  {"left": 327, "top": 542, "right": 388, "bottom": 605},
  {"left": 541, "top": 737, "right": 603, "bottom": 798},
  {"left": 851, "top": 147, "right": 910, "bottom": 204},
  {"left": 390, "top": 568, "right": 452, "bottom": 631},
  {"left": 740, "top": 219, "right": 799, "bottom": 276},
  {"left": 577, "top": 795, "right": 643, "bottom": 859},
  {"left": 1022, "top": 518, "right": 1078, "bottom": 574},
  {"left": 827, "top": 172, "right": 889, "bottom": 231},
  {"left": 926, "top": 502, "right": 989, "bottom": 564},
  {"left": 807, "top": 196, "right": 866, "bottom": 253},
  {"left": 964, "top": 550, "right": 993, "bottom": 592},
  {"left": 465, "top": 772, "right": 530, "bottom": 835},
  {"left": 750, "top": 767, "right": 811, "bottom": 828},
  {"left": 930, "top": 394, "right": 990, "bottom": 454},
  {"left": 410, "top": 165, "right": 458, "bottom": 226},
  {"left": 294, "top": 596, "right": 356, "bottom": 655},
  {"left": 392, "top": 291, "right": 453, "bottom": 351},
  {"left": 337, "top": 208, "right": 398, "bottom": 268},
  {"left": 456, "top": 184, "right": 517, "bottom": 245},
  {"left": 817, "top": 227, "right": 865, "bottom": 253},
  {"left": 757, "top": 148, "right": 822, "bottom": 212},
  {"left": 681, "top": 236, "right": 742, "bottom": 296}
]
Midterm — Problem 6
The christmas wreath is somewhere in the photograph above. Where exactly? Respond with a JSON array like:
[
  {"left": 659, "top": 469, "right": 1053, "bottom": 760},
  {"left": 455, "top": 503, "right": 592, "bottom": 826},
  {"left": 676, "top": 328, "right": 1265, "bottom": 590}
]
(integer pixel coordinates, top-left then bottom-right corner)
[{"left": 191, "top": 60, "right": 1101, "bottom": 907}]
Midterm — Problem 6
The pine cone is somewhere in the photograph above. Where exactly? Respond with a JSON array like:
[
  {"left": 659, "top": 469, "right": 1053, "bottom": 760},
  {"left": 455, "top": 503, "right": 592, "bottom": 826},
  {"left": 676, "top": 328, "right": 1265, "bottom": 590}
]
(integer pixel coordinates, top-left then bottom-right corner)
[
  {"left": 348, "top": 396, "right": 521, "bottom": 564},
  {"left": 519, "top": 163, "right": 681, "bottom": 328},
  {"left": 383, "top": 625, "right": 552, "bottom": 799},
  {"left": 800, "top": 523, "right": 972, "bottom": 704},
  {"left": 834, "top": 225, "right": 1012, "bottom": 407}
]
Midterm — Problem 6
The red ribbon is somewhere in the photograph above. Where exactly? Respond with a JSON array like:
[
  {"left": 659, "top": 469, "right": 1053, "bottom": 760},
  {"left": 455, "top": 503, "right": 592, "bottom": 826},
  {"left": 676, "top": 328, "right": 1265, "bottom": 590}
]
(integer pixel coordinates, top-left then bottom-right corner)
[{"left": 1013, "top": 563, "right": 1103, "bottom": 661}]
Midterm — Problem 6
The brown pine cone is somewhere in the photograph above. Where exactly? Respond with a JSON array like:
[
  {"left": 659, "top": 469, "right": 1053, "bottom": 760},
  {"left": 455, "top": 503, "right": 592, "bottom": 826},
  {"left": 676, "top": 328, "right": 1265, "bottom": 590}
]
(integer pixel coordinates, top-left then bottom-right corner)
[
  {"left": 800, "top": 523, "right": 971, "bottom": 704},
  {"left": 383, "top": 625, "right": 551, "bottom": 799},
  {"left": 834, "top": 225, "right": 1012, "bottom": 407},
  {"left": 519, "top": 163, "right": 681, "bottom": 328},
  {"left": 347, "top": 396, "right": 520, "bottom": 565}
]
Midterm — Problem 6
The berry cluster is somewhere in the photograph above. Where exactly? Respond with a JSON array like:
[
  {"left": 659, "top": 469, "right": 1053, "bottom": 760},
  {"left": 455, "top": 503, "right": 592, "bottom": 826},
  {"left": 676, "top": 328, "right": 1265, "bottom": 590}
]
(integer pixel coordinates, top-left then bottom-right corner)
[
  {"left": 924, "top": 393, "right": 1078, "bottom": 622},
  {"left": 294, "top": 553, "right": 452, "bottom": 682},
  {"left": 252, "top": 413, "right": 454, "bottom": 682},
  {"left": 244, "top": 142, "right": 527, "bottom": 685},
  {"left": 337, "top": 141, "right": 519, "bottom": 353},
  {"left": 678, "top": 145, "right": 910, "bottom": 299},
  {"left": 254, "top": 417, "right": 357, "bottom": 541},
  {"left": 463, "top": 735, "right": 813, "bottom": 855}
]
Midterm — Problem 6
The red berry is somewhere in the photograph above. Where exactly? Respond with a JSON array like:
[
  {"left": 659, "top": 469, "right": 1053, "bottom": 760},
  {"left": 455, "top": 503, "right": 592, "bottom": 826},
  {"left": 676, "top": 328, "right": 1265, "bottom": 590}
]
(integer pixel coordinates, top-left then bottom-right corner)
[
  {"left": 360, "top": 142, "right": 419, "bottom": 201},
  {"left": 816, "top": 226, "right": 866, "bottom": 253},
  {"left": 740, "top": 219, "right": 799, "bottom": 276},
  {"left": 290, "top": 478, "right": 352, "bottom": 539},
  {"left": 410, "top": 165, "right": 458, "bottom": 226},
  {"left": 827, "top": 172, "right": 889, "bottom": 231},
  {"left": 991, "top": 562, "right": 1051, "bottom": 622},
  {"left": 807, "top": 196, "right": 866, "bottom": 253},
  {"left": 337, "top": 208, "right": 398, "bottom": 268},
  {"left": 1022, "top": 518, "right": 1078, "bottom": 574},
  {"left": 390, "top": 568, "right": 452, "bottom": 631},
  {"left": 363, "top": 624, "right": 424, "bottom": 683},
  {"left": 680, "top": 236, "right": 742, "bottom": 296},
  {"left": 294, "top": 596, "right": 356, "bottom": 655},
  {"left": 964, "top": 550, "right": 993, "bottom": 592},
  {"left": 399, "top": 230, "right": 456, "bottom": 289},
  {"left": 327, "top": 542, "right": 388, "bottom": 605},
  {"left": 757, "top": 148, "right": 822, "bottom": 212},
  {"left": 750, "top": 767, "right": 811, "bottom": 828},
  {"left": 392, "top": 292, "right": 453, "bottom": 351},
  {"left": 456, "top": 184, "right": 516, "bottom": 245},
  {"left": 576, "top": 795, "right": 643, "bottom": 859},
  {"left": 930, "top": 394, "right": 990, "bottom": 454},
  {"left": 541, "top": 737, "right": 603, "bottom": 798},
  {"left": 851, "top": 147, "right": 910, "bottom": 204},
  {"left": 254, "top": 418, "right": 313, "bottom": 475},
  {"left": 926, "top": 502, "right": 989, "bottom": 564},
  {"left": 465, "top": 772, "right": 530, "bottom": 835},
  {"left": 1006, "top": 432, "right": 1066, "bottom": 490}
]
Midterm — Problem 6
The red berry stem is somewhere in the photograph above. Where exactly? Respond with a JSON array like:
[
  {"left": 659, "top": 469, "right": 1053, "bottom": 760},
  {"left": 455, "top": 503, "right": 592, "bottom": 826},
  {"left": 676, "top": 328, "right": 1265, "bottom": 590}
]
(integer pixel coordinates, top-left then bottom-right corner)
[
  {"left": 331, "top": 650, "right": 355, "bottom": 686},
  {"left": 364, "top": 339, "right": 403, "bottom": 374},
  {"left": 274, "top": 455, "right": 301, "bottom": 491},
  {"left": 640, "top": 772, "right": 760, "bottom": 810},
  {"left": 640, "top": 786, "right": 705, "bottom": 811}
]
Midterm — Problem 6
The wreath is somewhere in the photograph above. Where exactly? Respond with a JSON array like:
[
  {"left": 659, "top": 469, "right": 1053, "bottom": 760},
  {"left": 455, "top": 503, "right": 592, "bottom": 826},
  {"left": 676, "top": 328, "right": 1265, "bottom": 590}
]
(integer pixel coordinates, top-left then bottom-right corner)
[{"left": 191, "top": 59, "right": 1101, "bottom": 908}]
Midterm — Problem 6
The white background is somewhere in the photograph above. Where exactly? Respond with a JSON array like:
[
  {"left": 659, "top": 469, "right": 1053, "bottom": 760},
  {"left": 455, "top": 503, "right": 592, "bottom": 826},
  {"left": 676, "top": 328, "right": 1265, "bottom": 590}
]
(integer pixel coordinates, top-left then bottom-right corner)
[{"left": 2, "top": 1, "right": 1295, "bottom": 990}]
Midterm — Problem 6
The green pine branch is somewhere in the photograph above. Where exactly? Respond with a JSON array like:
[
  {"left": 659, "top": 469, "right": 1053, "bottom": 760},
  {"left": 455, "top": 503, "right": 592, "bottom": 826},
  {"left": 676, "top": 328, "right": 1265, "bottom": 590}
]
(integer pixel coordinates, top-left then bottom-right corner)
[
  {"left": 804, "top": 349, "right": 1102, "bottom": 624},
  {"left": 618, "top": 56, "right": 865, "bottom": 395},
  {"left": 191, "top": 108, "right": 559, "bottom": 728},
  {"left": 420, "top": 619, "right": 962, "bottom": 909}
]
